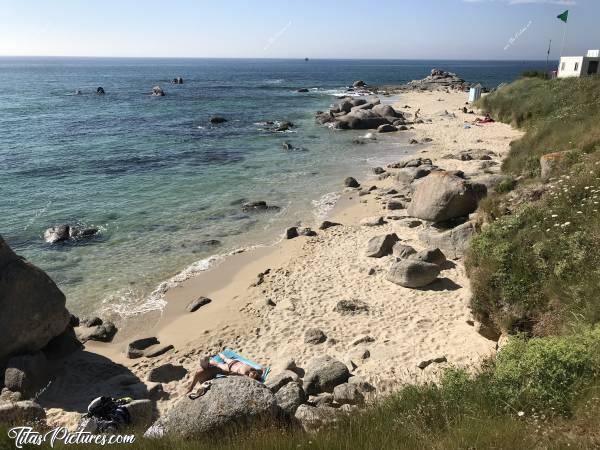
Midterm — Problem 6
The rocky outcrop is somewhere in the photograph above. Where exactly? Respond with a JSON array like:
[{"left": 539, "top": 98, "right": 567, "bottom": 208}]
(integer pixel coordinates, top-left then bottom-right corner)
[
  {"left": 0, "top": 235, "right": 71, "bottom": 362},
  {"left": 171, "top": 77, "right": 184, "bottom": 85},
  {"left": 151, "top": 86, "right": 165, "bottom": 96},
  {"left": 401, "top": 69, "right": 474, "bottom": 92},
  {"left": 75, "top": 318, "right": 117, "bottom": 343},
  {"left": 152, "top": 377, "right": 278, "bottom": 438},
  {"left": 407, "top": 171, "right": 487, "bottom": 223},
  {"left": 241, "top": 201, "right": 280, "bottom": 213},
  {"left": 43, "top": 224, "right": 99, "bottom": 244},
  {"left": 315, "top": 96, "right": 405, "bottom": 130},
  {"left": 0, "top": 400, "right": 46, "bottom": 426}
]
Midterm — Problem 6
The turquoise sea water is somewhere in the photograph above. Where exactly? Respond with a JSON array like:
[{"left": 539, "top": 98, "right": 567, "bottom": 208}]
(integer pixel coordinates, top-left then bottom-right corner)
[{"left": 0, "top": 58, "right": 550, "bottom": 319}]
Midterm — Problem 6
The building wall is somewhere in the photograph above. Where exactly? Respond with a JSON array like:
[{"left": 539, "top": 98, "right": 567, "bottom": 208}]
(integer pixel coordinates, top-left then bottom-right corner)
[{"left": 558, "top": 57, "right": 584, "bottom": 78}]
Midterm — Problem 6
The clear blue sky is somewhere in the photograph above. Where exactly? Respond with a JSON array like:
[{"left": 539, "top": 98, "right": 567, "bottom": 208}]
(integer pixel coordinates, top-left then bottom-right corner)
[{"left": 0, "top": 0, "right": 598, "bottom": 59}]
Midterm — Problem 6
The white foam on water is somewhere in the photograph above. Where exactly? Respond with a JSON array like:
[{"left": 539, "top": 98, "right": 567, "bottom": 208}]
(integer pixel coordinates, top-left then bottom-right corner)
[
  {"left": 312, "top": 191, "right": 341, "bottom": 219},
  {"left": 99, "top": 246, "right": 261, "bottom": 319}
]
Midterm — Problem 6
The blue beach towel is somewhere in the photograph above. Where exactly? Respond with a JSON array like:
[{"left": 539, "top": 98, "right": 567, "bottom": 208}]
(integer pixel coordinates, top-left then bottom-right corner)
[{"left": 211, "top": 349, "right": 270, "bottom": 383}]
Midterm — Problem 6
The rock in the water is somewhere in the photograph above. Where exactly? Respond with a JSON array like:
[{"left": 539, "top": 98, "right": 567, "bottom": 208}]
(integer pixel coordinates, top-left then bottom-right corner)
[
  {"left": 333, "top": 383, "right": 364, "bottom": 405},
  {"left": 147, "top": 364, "right": 188, "bottom": 383},
  {"left": 171, "top": 77, "right": 184, "bottom": 84},
  {"left": 353, "top": 80, "right": 366, "bottom": 87},
  {"left": 319, "top": 220, "right": 341, "bottom": 230},
  {"left": 409, "top": 248, "right": 447, "bottom": 266},
  {"left": 210, "top": 116, "right": 227, "bottom": 124},
  {"left": 186, "top": 296, "right": 212, "bottom": 313},
  {"left": 127, "top": 337, "right": 160, "bottom": 359},
  {"left": 0, "top": 236, "right": 71, "bottom": 361},
  {"left": 285, "top": 227, "right": 299, "bottom": 239},
  {"left": 303, "top": 355, "right": 350, "bottom": 395},
  {"left": 43, "top": 225, "right": 70, "bottom": 243},
  {"left": 4, "top": 352, "right": 49, "bottom": 398},
  {"left": 386, "top": 260, "right": 440, "bottom": 288},
  {"left": 304, "top": 328, "right": 327, "bottom": 345},
  {"left": 297, "top": 88, "right": 309, "bottom": 93},
  {"left": 265, "top": 370, "right": 300, "bottom": 393},
  {"left": 154, "top": 377, "right": 278, "bottom": 438},
  {"left": 0, "top": 400, "right": 46, "bottom": 426},
  {"left": 360, "top": 216, "right": 385, "bottom": 227},
  {"left": 275, "top": 381, "right": 306, "bottom": 416},
  {"left": 96, "top": 87, "right": 105, "bottom": 95},
  {"left": 242, "top": 201, "right": 280, "bottom": 212},
  {"left": 408, "top": 171, "right": 487, "bottom": 223},
  {"left": 297, "top": 227, "right": 317, "bottom": 237},
  {"left": 373, "top": 167, "right": 386, "bottom": 175},
  {"left": 392, "top": 243, "right": 417, "bottom": 259},
  {"left": 82, "top": 316, "right": 103, "bottom": 327},
  {"left": 334, "top": 299, "right": 368, "bottom": 315},
  {"left": 294, "top": 404, "right": 341, "bottom": 432},
  {"left": 151, "top": 86, "right": 165, "bottom": 96},
  {"left": 344, "top": 177, "right": 360, "bottom": 188},
  {"left": 365, "top": 233, "right": 399, "bottom": 258},
  {"left": 377, "top": 124, "right": 397, "bottom": 133}
]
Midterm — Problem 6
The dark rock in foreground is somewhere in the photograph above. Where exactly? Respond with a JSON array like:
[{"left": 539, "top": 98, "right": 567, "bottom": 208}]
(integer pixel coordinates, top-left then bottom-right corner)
[
  {"left": 149, "top": 377, "right": 278, "bottom": 438},
  {"left": 0, "top": 235, "right": 71, "bottom": 361}
]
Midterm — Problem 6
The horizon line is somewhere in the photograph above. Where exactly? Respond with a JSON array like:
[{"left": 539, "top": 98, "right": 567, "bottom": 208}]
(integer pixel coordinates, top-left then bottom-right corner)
[{"left": 0, "top": 55, "right": 558, "bottom": 62}]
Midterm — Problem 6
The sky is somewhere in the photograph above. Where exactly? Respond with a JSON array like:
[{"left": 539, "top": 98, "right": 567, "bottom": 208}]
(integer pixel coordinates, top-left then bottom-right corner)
[{"left": 0, "top": 0, "right": 598, "bottom": 60}]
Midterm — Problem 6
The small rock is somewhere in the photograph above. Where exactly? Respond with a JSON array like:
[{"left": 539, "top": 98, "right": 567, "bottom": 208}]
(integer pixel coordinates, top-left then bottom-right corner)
[
  {"left": 297, "top": 88, "right": 309, "bottom": 93},
  {"left": 417, "top": 356, "right": 447, "bottom": 370},
  {"left": 303, "top": 355, "right": 350, "bottom": 395},
  {"left": 344, "top": 177, "right": 360, "bottom": 188},
  {"left": 151, "top": 86, "right": 165, "bottom": 96},
  {"left": 307, "top": 392, "right": 334, "bottom": 406},
  {"left": 365, "top": 233, "right": 400, "bottom": 258},
  {"left": 147, "top": 364, "right": 188, "bottom": 383},
  {"left": 265, "top": 370, "right": 300, "bottom": 393},
  {"left": 210, "top": 116, "right": 227, "bottom": 124},
  {"left": 186, "top": 296, "right": 212, "bottom": 313},
  {"left": 348, "top": 376, "right": 376, "bottom": 393},
  {"left": 359, "top": 216, "right": 385, "bottom": 227},
  {"left": 392, "top": 243, "right": 417, "bottom": 259},
  {"left": 304, "top": 328, "right": 327, "bottom": 345},
  {"left": 351, "top": 335, "right": 375, "bottom": 346},
  {"left": 285, "top": 227, "right": 299, "bottom": 239},
  {"left": 333, "top": 383, "right": 365, "bottom": 405},
  {"left": 334, "top": 299, "right": 369, "bottom": 315},
  {"left": 127, "top": 337, "right": 160, "bottom": 359},
  {"left": 144, "top": 344, "right": 175, "bottom": 358},
  {"left": 373, "top": 167, "right": 386, "bottom": 175},
  {"left": 377, "top": 124, "right": 397, "bottom": 133},
  {"left": 387, "top": 200, "right": 405, "bottom": 211},
  {"left": 319, "top": 221, "right": 341, "bottom": 230}
]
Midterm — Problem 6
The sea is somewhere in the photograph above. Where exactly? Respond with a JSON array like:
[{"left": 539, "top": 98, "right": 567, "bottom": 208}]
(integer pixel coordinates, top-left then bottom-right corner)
[{"left": 0, "top": 58, "right": 550, "bottom": 320}]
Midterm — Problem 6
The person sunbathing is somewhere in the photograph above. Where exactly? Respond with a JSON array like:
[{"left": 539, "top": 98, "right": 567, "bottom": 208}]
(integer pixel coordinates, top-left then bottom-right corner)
[{"left": 186, "top": 354, "right": 262, "bottom": 395}]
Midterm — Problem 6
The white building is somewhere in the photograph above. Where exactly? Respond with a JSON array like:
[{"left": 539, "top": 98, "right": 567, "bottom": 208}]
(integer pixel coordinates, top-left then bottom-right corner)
[{"left": 558, "top": 50, "right": 600, "bottom": 78}]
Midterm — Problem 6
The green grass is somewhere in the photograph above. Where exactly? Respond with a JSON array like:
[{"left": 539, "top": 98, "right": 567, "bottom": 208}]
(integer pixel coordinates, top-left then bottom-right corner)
[
  {"left": 477, "top": 76, "right": 600, "bottom": 177},
  {"left": 469, "top": 77, "right": 600, "bottom": 334}
]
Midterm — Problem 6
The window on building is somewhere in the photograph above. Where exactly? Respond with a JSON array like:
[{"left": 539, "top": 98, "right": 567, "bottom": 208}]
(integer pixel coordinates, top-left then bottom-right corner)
[
  {"left": 575, "top": 62, "right": 579, "bottom": 71},
  {"left": 561, "top": 62, "right": 566, "bottom": 71}
]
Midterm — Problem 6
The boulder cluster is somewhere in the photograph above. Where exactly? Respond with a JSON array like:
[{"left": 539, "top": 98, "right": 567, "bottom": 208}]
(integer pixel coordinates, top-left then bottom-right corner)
[
  {"left": 147, "top": 355, "right": 375, "bottom": 438},
  {"left": 401, "top": 68, "right": 475, "bottom": 92},
  {"left": 315, "top": 96, "right": 408, "bottom": 131}
]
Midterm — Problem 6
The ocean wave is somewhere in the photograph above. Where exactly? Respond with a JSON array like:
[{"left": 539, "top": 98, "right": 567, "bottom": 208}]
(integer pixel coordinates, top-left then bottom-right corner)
[
  {"left": 312, "top": 191, "right": 341, "bottom": 219},
  {"left": 99, "top": 246, "right": 261, "bottom": 319}
]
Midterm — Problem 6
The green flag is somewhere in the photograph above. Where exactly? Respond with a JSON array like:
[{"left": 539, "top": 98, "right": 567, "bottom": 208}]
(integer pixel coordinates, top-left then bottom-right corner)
[{"left": 557, "top": 10, "right": 569, "bottom": 23}]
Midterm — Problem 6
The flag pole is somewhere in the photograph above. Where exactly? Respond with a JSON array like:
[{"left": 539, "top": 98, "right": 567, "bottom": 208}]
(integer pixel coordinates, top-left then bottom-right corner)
[{"left": 547, "top": 39, "right": 552, "bottom": 75}]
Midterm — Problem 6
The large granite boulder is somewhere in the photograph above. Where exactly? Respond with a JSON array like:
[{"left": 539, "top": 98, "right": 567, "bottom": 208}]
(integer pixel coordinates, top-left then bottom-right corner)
[
  {"left": 407, "top": 171, "right": 487, "bottom": 223},
  {"left": 275, "top": 381, "right": 306, "bottom": 416},
  {"left": 365, "top": 233, "right": 400, "bottom": 258},
  {"left": 386, "top": 260, "right": 440, "bottom": 288},
  {"left": 152, "top": 377, "right": 278, "bottom": 438},
  {"left": 418, "top": 221, "right": 477, "bottom": 259},
  {"left": 294, "top": 404, "right": 341, "bottom": 432},
  {"left": 303, "top": 355, "right": 350, "bottom": 395},
  {"left": 0, "top": 400, "right": 46, "bottom": 426},
  {"left": 0, "top": 236, "right": 70, "bottom": 362}
]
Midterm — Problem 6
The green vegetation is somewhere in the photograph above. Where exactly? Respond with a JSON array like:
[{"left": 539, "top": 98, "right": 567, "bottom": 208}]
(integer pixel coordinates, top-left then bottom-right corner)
[
  {"left": 521, "top": 70, "right": 549, "bottom": 80},
  {"left": 470, "top": 77, "right": 600, "bottom": 334}
]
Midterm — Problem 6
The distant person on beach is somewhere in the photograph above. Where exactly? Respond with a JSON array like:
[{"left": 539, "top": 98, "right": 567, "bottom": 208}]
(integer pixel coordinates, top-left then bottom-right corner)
[{"left": 187, "top": 354, "right": 263, "bottom": 395}]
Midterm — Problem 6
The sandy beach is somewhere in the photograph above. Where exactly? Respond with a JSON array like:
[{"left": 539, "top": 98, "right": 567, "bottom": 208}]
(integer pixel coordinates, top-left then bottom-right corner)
[{"left": 43, "top": 87, "right": 523, "bottom": 427}]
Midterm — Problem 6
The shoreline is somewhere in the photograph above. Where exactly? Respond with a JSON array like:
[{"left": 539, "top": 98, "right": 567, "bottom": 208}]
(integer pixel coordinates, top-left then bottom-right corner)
[{"left": 42, "top": 86, "right": 523, "bottom": 428}]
